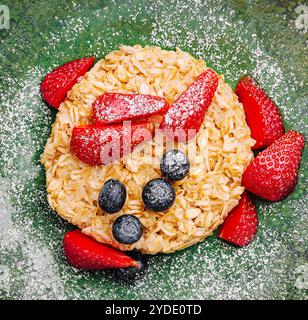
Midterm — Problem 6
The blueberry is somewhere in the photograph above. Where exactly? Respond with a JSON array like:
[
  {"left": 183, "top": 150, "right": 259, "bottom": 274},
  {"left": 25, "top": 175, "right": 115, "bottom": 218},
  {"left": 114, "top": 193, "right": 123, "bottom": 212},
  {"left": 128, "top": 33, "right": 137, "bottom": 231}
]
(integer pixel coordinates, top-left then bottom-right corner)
[
  {"left": 115, "top": 251, "right": 148, "bottom": 283},
  {"left": 98, "top": 179, "right": 126, "bottom": 214},
  {"left": 112, "top": 215, "right": 143, "bottom": 244},
  {"left": 142, "top": 178, "right": 176, "bottom": 212},
  {"left": 160, "top": 149, "right": 190, "bottom": 181}
]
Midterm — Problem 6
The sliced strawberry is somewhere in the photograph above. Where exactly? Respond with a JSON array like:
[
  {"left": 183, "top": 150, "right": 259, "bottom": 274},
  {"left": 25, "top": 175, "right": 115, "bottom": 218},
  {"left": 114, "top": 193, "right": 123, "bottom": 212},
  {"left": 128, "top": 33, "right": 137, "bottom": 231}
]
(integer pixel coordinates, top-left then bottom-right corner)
[
  {"left": 159, "top": 69, "right": 218, "bottom": 142},
  {"left": 70, "top": 122, "right": 155, "bottom": 166},
  {"left": 242, "top": 130, "right": 304, "bottom": 201},
  {"left": 218, "top": 192, "right": 258, "bottom": 247},
  {"left": 235, "top": 75, "right": 285, "bottom": 150},
  {"left": 92, "top": 93, "right": 170, "bottom": 125},
  {"left": 41, "top": 57, "right": 95, "bottom": 109},
  {"left": 63, "top": 230, "right": 139, "bottom": 270}
]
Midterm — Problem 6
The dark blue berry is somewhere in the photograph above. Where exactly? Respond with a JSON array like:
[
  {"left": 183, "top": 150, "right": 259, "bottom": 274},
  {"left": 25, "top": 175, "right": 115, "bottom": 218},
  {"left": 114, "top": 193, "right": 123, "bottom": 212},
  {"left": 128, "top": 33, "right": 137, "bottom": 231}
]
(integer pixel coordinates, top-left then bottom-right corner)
[
  {"left": 160, "top": 149, "right": 190, "bottom": 181},
  {"left": 115, "top": 251, "right": 148, "bottom": 283},
  {"left": 142, "top": 178, "right": 176, "bottom": 212},
  {"left": 98, "top": 179, "right": 126, "bottom": 213},
  {"left": 112, "top": 215, "right": 143, "bottom": 244}
]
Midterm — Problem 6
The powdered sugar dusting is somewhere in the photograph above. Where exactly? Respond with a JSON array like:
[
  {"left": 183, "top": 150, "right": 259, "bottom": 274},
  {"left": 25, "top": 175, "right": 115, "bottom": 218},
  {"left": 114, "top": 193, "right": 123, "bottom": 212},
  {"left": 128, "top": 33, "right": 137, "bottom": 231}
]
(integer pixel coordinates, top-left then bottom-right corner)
[
  {"left": 0, "top": 0, "right": 307, "bottom": 299},
  {"left": 0, "top": 68, "right": 65, "bottom": 299},
  {"left": 93, "top": 93, "right": 167, "bottom": 124}
]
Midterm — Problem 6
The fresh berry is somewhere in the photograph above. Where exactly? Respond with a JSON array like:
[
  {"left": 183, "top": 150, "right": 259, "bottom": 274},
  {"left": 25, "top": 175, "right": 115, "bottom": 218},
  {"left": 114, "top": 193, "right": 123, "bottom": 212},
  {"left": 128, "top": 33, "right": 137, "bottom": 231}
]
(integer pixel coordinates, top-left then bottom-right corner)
[
  {"left": 217, "top": 192, "right": 258, "bottom": 247},
  {"left": 160, "top": 69, "right": 218, "bottom": 142},
  {"left": 112, "top": 215, "right": 143, "bottom": 245},
  {"left": 63, "top": 229, "right": 139, "bottom": 270},
  {"left": 92, "top": 93, "right": 170, "bottom": 125},
  {"left": 41, "top": 57, "right": 95, "bottom": 109},
  {"left": 115, "top": 251, "right": 148, "bottom": 283},
  {"left": 235, "top": 75, "right": 285, "bottom": 150},
  {"left": 242, "top": 130, "right": 304, "bottom": 201},
  {"left": 98, "top": 179, "right": 127, "bottom": 213},
  {"left": 70, "top": 121, "right": 155, "bottom": 166},
  {"left": 160, "top": 149, "right": 190, "bottom": 181},
  {"left": 142, "top": 178, "right": 176, "bottom": 212}
]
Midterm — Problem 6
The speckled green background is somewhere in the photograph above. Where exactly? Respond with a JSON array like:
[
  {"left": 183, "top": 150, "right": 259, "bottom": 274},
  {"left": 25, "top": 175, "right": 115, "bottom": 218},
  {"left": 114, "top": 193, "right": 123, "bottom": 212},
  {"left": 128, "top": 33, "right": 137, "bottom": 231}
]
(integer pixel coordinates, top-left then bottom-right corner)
[{"left": 0, "top": 0, "right": 307, "bottom": 300}]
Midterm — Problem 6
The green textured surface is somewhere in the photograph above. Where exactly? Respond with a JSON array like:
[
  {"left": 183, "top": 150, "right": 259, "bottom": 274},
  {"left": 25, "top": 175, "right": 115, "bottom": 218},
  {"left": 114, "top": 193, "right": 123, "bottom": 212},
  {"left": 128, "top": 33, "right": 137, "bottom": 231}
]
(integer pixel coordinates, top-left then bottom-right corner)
[{"left": 0, "top": 0, "right": 307, "bottom": 299}]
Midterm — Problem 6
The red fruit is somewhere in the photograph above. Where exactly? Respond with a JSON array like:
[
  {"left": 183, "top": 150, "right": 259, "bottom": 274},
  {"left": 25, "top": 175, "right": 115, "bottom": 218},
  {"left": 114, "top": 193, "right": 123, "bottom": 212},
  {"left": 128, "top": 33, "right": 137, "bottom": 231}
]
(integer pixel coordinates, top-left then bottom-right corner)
[
  {"left": 160, "top": 69, "right": 218, "bottom": 142},
  {"left": 235, "top": 75, "right": 285, "bottom": 150},
  {"left": 243, "top": 130, "right": 304, "bottom": 201},
  {"left": 70, "top": 122, "right": 155, "bottom": 166},
  {"left": 218, "top": 192, "right": 258, "bottom": 247},
  {"left": 41, "top": 57, "right": 95, "bottom": 109},
  {"left": 92, "top": 93, "right": 170, "bottom": 125},
  {"left": 63, "top": 230, "right": 139, "bottom": 270}
]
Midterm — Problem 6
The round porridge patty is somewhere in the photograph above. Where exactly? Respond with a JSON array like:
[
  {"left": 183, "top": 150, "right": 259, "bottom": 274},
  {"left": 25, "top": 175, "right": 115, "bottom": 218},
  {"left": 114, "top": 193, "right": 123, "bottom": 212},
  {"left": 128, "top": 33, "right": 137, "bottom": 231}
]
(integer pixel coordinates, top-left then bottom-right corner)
[{"left": 41, "top": 45, "right": 254, "bottom": 254}]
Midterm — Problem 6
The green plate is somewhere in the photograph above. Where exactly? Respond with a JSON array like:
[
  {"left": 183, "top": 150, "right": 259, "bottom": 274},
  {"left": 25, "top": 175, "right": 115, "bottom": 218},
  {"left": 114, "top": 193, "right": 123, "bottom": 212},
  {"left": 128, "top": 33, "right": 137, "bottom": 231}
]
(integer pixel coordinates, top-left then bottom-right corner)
[{"left": 0, "top": 0, "right": 307, "bottom": 300}]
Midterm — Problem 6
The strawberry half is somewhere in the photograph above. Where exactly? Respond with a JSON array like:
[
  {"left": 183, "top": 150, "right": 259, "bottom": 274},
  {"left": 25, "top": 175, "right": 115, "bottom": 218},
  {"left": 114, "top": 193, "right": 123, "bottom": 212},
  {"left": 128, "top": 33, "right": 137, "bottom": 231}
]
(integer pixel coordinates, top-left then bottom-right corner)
[
  {"left": 235, "top": 75, "right": 285, "bottom": 150},
  {"left": 92, "top": 93, "right": 170, "bottom": 125},
  {"left": 41, "top": 57, "right": 95, "bottom": 109},
  {"left": 160, "top": 69, "right": 218, "bottom": 143},
  {"left": 63, "top": 230, "right": 139, "bottom": 270},
  {"left": 217, "top": 192, "right": 258, "bottom": 247},
  {"left": 70, "top": 122, "right": 155, "bottom": 166},
  {"left": 242, "top": 130, "right": 304, "bottom": 201}
]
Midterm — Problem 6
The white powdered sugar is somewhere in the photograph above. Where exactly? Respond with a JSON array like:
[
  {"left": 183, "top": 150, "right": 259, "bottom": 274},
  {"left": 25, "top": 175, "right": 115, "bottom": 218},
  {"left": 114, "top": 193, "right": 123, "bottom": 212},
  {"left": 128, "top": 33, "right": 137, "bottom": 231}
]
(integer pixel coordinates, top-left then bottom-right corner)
[{"left": 0, "top": 0, "right": 307, "bottom": 299}]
